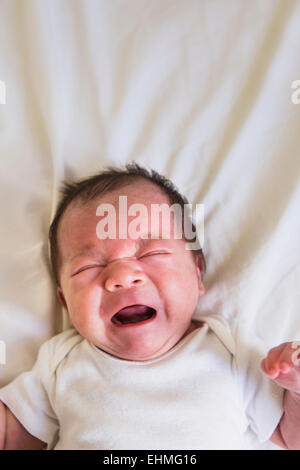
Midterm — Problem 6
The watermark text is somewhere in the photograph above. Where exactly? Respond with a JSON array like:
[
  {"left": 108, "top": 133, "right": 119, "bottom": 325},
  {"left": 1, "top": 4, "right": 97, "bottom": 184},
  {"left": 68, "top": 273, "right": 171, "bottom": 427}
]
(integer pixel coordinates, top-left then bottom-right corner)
[
  {"left": 291, "top": 80, "right": 300, "bottom": 104},
  {"left": 291, "top": 341, "right": 300, "bottom": 367},
  {"left": 0, "top": 341, "right": 6, "bottom": 365},
  {"left": 0, "top": 80, "right": 6, "bottom": 104},
  {"left": 95, "top": 197, "right": 204, "bottom": 251}
]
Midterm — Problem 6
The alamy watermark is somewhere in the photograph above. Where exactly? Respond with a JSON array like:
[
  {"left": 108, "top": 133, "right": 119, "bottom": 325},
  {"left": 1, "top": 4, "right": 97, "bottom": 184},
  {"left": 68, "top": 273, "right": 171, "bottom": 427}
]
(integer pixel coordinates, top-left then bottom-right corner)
[
  {"left": 291, "top": 80, "right": 300, "bottom": 104},
  {"left": 95, "top": 196, "right": 204, "bottom": 250},
  {"left": 291, "top": 341, "right": 300, "bottom": 367},
  {"left": 0, "top": 340, "right": 6, "bottom": 365},
  {"left": 0, "top": 80, "right": 6, "bottom": 104}
]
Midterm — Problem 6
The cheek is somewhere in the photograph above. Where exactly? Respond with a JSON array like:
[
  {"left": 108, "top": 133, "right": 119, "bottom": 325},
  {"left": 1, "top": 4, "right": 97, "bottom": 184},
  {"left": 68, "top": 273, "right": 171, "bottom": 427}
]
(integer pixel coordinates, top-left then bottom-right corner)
[
  {"left": 152, "top": 262, "right": 199, "bottom": 302},
  {"left": 65, "top": 283, "right": 102, "bottom": 323}
]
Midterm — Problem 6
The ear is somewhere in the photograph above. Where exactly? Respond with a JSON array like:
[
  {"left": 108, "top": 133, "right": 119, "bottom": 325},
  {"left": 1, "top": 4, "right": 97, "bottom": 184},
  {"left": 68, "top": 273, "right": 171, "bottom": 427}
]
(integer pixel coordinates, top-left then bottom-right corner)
[
  {"left": 194, "top": 254, "right": 205, "bottom": 296},
  {"left": 57, "top": 287, "right": 68, "bottom": 311}
]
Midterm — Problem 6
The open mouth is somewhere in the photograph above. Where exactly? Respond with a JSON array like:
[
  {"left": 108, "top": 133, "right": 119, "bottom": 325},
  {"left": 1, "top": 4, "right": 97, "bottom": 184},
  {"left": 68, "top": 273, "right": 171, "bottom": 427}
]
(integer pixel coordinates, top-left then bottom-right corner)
[{"left": 111, "top": 304, "right": 157, "bottom": 326}]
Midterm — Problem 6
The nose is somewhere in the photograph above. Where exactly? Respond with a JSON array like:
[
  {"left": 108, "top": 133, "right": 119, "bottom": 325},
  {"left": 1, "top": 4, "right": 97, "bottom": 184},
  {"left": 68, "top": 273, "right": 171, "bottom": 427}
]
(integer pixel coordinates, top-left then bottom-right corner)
[{"left": 104, "top": 263, "right": 147, "bottom": 292}]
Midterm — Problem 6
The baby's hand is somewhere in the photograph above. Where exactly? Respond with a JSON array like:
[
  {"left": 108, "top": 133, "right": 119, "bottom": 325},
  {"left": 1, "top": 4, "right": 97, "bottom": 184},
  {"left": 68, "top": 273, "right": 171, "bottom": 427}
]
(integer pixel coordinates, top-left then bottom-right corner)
[{"left": 261, "top": 341, "right": 300, "bottom": 394}]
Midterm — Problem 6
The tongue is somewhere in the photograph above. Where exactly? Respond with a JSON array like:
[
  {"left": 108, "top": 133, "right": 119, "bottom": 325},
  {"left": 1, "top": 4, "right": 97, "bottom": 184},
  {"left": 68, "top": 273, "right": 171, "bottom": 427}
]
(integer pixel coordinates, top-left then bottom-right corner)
[
  {"left": 117, "top": 305, "right": 150, "bottom": 316},
  {"left": 113, "top": 305, "right": 155, "bottom": 324}
]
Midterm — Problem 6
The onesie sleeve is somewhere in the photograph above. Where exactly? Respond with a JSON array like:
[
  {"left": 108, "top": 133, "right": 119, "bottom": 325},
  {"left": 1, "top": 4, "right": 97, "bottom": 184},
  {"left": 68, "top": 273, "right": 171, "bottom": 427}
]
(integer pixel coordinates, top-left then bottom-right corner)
[
  {"left": 233, "top": 334, "right": 285, "bottom": 444},
  {"left": 0, "top": 337, "right": 59, "bottom": 446}
]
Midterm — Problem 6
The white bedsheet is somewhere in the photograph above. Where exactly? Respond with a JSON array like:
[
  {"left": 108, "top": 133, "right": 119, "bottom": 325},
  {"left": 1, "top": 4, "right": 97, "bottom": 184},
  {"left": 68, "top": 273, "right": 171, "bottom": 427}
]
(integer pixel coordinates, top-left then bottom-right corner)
[{"left": 0, "top": 0, "right": 300, "bottom": 449}]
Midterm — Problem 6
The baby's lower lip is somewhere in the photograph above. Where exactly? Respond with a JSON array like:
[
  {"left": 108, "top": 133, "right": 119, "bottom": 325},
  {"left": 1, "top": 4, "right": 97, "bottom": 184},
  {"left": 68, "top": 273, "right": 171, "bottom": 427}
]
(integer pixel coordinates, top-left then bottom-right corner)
[{"left": 111, "top": 311, "right": 157, "bottom": 328}]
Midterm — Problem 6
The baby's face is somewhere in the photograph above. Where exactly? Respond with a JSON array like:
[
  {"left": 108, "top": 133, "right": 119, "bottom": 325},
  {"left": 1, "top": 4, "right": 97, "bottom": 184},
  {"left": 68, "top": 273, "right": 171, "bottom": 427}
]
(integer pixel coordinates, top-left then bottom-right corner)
[{"left": 57, "top": 180, "right": 205, "bottom": 361}]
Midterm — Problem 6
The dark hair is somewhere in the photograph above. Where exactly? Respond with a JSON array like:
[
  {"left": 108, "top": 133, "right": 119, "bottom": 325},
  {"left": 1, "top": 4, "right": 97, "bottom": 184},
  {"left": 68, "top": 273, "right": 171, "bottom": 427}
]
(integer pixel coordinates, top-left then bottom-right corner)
[{"left": 49, "top": 161, "right": 206, "bottom": 286}]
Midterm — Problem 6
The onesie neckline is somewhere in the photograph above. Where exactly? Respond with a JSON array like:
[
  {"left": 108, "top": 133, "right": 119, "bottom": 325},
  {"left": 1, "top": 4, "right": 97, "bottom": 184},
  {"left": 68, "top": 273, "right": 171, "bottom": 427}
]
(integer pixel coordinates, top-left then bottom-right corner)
[{"left": 88, "top": 319, "right": 206, "bottom": 366}]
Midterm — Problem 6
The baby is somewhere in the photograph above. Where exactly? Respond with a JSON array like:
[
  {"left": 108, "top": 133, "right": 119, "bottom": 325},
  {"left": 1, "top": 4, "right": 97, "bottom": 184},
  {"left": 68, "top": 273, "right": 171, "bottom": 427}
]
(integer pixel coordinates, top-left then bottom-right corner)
[{"left": 0, "top": 162, "right": 300, "bottom": 450}]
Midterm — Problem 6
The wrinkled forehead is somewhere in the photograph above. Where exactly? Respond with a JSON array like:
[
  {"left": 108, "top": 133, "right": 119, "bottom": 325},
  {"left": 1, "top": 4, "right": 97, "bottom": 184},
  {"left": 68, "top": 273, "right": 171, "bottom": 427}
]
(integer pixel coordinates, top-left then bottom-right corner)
[{"left": 57, "top": 182, "right": 183, "bottom": 262}]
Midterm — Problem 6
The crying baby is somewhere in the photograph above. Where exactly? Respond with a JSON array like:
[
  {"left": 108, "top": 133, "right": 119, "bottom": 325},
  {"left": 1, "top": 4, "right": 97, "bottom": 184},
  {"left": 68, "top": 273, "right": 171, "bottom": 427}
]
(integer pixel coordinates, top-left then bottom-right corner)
[{"left": 0, "top": 162, "right": 300, "bottom": 450}]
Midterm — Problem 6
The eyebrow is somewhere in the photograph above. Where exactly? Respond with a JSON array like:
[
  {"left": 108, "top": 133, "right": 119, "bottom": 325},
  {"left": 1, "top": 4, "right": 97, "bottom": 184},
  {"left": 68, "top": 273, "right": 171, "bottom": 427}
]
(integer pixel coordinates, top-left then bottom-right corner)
[
  {"left": 138, "top": 233, "right": 166, "bottom": 247},
  {"left": 68, "top": 234, "right": 167, "bottom": 264},
  {"left": 68, "top": 246, "right": 106, "bottom": 264}
]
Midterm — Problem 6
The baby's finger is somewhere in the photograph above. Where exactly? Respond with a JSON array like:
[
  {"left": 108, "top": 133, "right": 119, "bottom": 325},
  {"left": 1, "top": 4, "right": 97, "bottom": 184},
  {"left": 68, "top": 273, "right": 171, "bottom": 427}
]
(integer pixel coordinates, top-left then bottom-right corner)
[
  {"left": 261, "top": 346, "right": 284, "bottom": 378},
  {"left": 276, "top": 342, "right": 300, "bottom": 370},
  {"left": 270, "top": 342, "right": 300, "bottom": 377},
  {"left": 261, "top": 358, "right": 272, "bottom": 376}
]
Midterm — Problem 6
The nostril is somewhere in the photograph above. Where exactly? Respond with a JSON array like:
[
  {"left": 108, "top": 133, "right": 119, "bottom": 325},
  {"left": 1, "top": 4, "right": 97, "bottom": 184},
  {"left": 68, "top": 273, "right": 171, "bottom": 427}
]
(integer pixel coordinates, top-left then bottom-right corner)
[{"left": 106, "top": 272, "right": 146, "bottom": 291}]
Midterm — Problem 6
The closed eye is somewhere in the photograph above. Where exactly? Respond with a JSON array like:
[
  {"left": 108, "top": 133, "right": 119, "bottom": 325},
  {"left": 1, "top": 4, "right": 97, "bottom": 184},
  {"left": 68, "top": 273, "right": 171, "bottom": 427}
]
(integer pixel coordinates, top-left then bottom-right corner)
[
  {"left": 72, "top": 252, "right": 170, "bottom": 275},
  {"left": 139, "top": 251, "right": 170, "bottom": 259},
  {"left": 72, "top": 264, "right": 105, "bottom": 276}
]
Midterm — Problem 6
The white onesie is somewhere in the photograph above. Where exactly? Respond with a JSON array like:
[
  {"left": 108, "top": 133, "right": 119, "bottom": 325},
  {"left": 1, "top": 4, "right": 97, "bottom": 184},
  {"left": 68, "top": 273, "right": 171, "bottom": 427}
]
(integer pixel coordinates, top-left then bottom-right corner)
[{"left": 0, "top": 314, "right": 284, "bottom": 450}]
